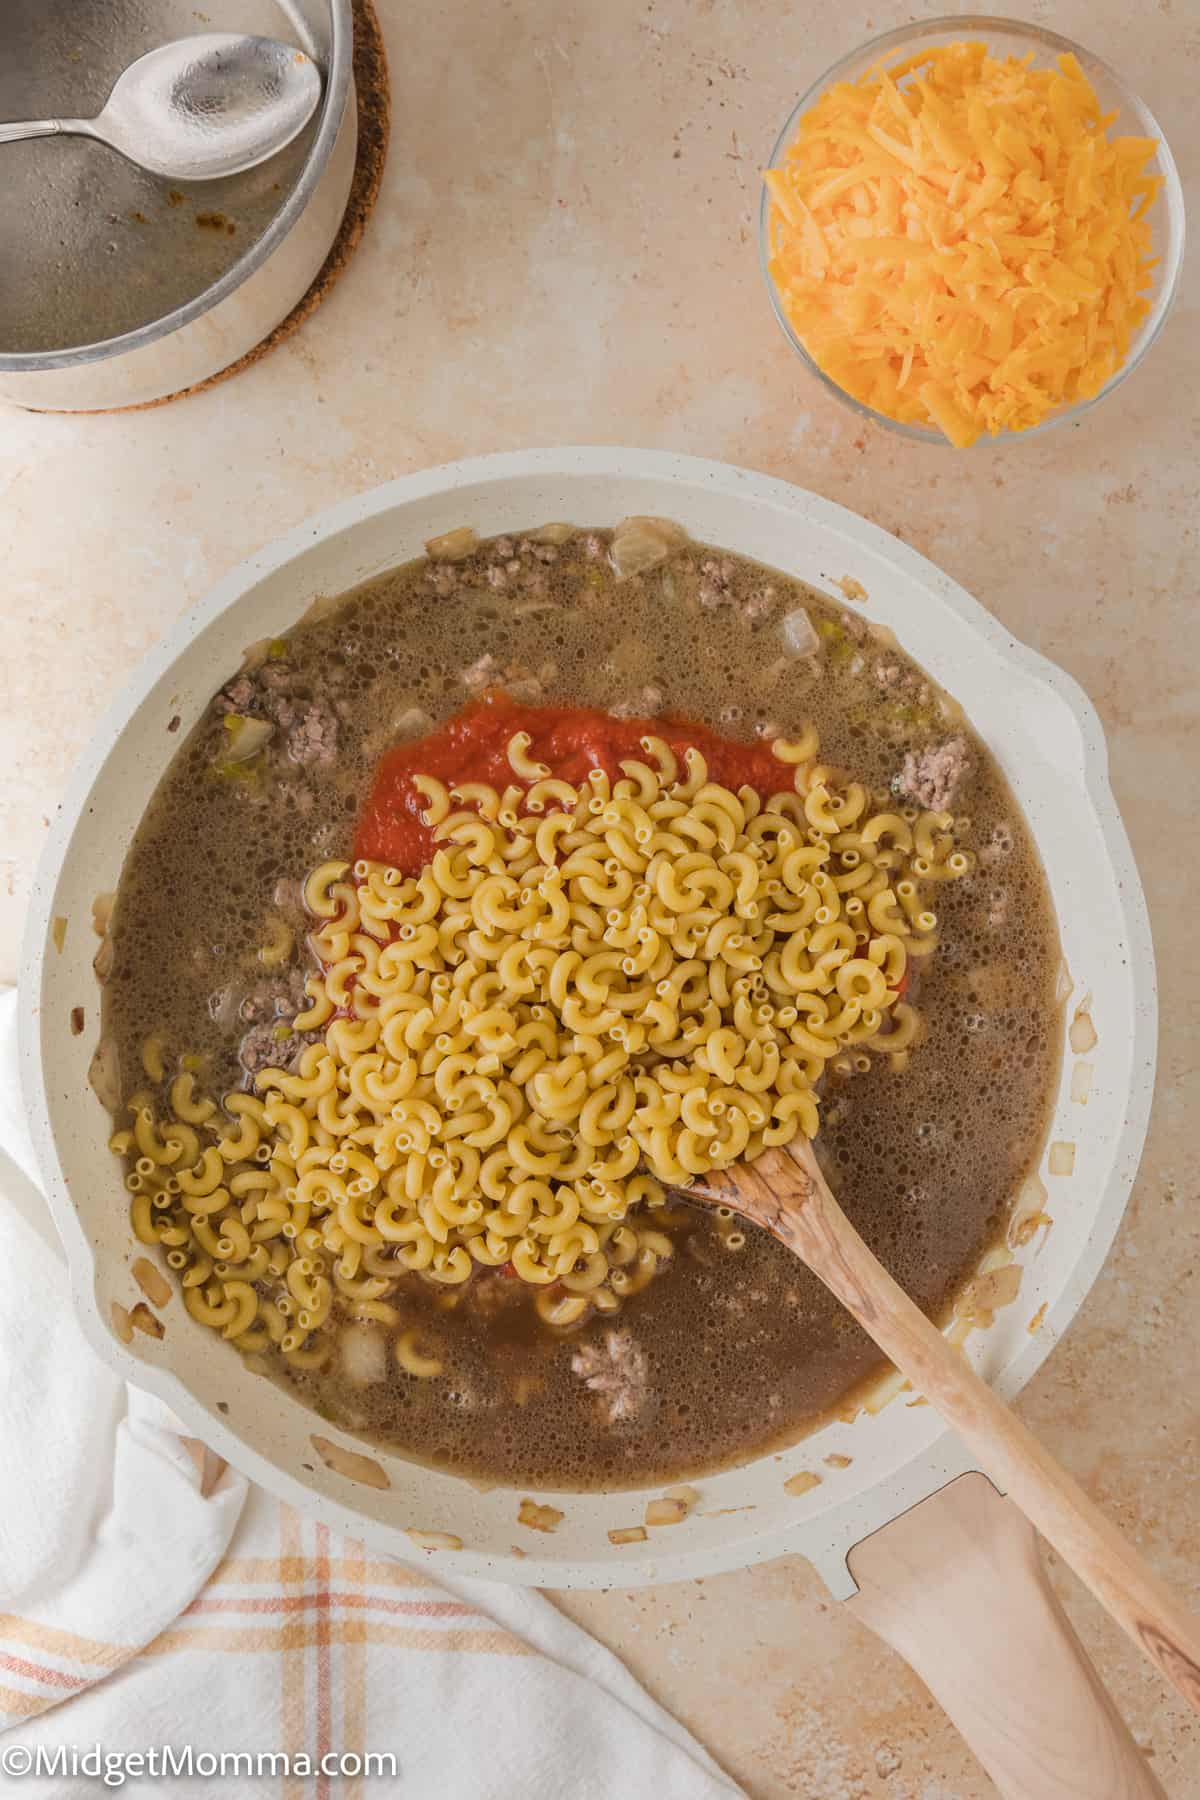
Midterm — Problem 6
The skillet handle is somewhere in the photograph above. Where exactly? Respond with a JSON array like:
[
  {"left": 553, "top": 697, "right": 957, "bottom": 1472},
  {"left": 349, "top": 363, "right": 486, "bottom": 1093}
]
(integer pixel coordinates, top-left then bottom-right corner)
[{"left": 846, "top": 1473, "right": 1166, "bottom": 1800}]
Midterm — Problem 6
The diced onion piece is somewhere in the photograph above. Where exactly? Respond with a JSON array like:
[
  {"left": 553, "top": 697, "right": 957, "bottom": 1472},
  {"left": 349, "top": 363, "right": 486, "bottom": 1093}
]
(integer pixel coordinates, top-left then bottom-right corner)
[
  {"left": 945, "top": 1313, "right": 975, "bottom": 1350},
  {"left": 518, "top": 1498, "right": 564, "bottom": 1534},
  {"left": 220, "top": 714, "right": 274, "bottom": 766},
  {"left": 1071, "top": 1060, "right": 1094, "bottom": 1105},
  {"left": 132, "top": 1258, "right": 172, "bottom": 1309},
  {"left": 862, "top": 1367, "right": 909, "bottom": 1415},
  {"left": 1009, "top": 1208, "right": 1052, "bottom": 1249},
  {"left": 783, "top": 1470, "right": 823, "bottom": 1497},
  {"left": 824, "top": 1453, "right": 853, "bottom": 1470},
  {"left": 300, "top": 590, "right": 345, "bottom": 626},
  {"left": 1049, "top": 1141, "right": 1076, "bottom": 1177},
  {"left": 88, "top": 1036, "right": 121, "bottom": 1110},
  {"left": 781, "top": 607, "right": 818, "bottom": 656},
  {"left": 645, "top": 1497, "right": 690, "bottom": 1527},
  {"left": 609, "top": 516, "right": 689, "bottom": 580},
  {"left": 339, "top": 1323, "right": 388, "bottom": 1387},
  {"left": 310, "top": 1434, "right": 391, "bottom": 1489},
  {"left": 51, "top": 916, "right": 67, "bottom": 953},
  {"left": 968, "top": 1262, "right": 1023, "bottom": 1315},
  {"left": 528, "top": 522, "right": 574, "bottom": 545},
  {"left": 607, "top": 1524, "right": 648, "bottom": 1545},
  {"left": 393, "top": 706, "right": 433, "bottom": 739},
  {"left": 1069, "top": 996, "right": 1098, "bottom": 1053},
  {"left": 93, "top": 933, "right": 115, "bottom": 983},
  {"left": 425, "top": 527, "right": 478, "bottom": 563},
  {"left": 406, "top": 1529, "right": 463, "bottom": 1551},
  {"left": 128, "top": 1302, "right": 165, "bottom": 1340},
  {"left": 238, "top": 637, "right": 275, "bottom": 673},
  {"left": 91, "top": 891, "right": 116, "bottom": 936}
]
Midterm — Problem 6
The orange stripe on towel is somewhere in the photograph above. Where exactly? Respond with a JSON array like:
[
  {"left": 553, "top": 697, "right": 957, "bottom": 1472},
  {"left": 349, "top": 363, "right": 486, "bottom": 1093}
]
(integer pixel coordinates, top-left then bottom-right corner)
[
  {"left": 145, "top": 1622, "right": 531, "bottom": 1657},
  {"left": 0, "top": 1615, "right": 129, "bottom": 1668},
  {"left": 315, "top": 1522, "right": 333, "bottom": 1800},
  {"left": 0, "top": 1684, "right": 62, "bottom": 1719},
  {"left": 209, "top": 1555, "right": 426, "bottom": 1590},
  {"left": 280, "top": 1504, "right": 307, "bottom": 1800},
  {"left": 343, "top": 1539, "right": 367, "bottom": 1800},
  {"left": 187, "top": 1591, "right": 470, "bottom": 1619}
]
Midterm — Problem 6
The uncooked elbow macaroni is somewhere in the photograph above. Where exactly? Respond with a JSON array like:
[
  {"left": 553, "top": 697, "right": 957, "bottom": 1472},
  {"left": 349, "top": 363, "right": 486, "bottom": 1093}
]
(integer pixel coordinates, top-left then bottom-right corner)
[{"left": 116, "top": 724, "right": 968, "bottom": 1363}]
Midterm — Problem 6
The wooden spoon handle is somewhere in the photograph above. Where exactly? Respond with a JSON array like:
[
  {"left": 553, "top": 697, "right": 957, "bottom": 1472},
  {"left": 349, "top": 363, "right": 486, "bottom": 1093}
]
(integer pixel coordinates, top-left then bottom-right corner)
[
  {"left": 850, "top": 1475, "right": 1166, "bottom": 1798},
  {"left": 716, "top": 1142, "right": 1200, "bottom": 1715}
]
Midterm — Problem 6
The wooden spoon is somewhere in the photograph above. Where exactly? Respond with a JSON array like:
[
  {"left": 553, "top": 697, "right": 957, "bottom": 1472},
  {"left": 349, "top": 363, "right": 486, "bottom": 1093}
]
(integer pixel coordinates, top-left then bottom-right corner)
[{"left": 701, "top": 1136, "right": 1200, "bottom": 1716}]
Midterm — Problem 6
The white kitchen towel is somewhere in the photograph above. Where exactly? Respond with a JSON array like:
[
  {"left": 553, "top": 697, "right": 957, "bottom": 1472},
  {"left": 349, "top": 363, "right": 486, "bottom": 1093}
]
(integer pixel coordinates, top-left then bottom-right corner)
[{"left": 0, "top": 989, "right": 739, "bottom": 1797}]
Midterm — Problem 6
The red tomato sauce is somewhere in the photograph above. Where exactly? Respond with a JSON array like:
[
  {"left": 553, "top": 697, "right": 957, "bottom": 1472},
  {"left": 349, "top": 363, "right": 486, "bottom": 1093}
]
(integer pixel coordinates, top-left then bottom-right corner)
[{"left": 353, "top": 689, "right": 791, "bottom": 873}]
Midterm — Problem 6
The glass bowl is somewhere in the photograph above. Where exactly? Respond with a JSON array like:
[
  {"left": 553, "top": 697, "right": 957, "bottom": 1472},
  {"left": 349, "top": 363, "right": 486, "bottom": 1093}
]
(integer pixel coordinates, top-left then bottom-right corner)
[{"left": 759, "top": 16, "right": 1186, "bottom": 446}]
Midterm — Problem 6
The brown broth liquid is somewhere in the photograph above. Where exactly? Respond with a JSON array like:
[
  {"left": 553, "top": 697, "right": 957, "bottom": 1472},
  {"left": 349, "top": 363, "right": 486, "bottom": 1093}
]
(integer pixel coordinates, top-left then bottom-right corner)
[{"left": 104, "top": 528, "right": 1062, "bottom": 1489}]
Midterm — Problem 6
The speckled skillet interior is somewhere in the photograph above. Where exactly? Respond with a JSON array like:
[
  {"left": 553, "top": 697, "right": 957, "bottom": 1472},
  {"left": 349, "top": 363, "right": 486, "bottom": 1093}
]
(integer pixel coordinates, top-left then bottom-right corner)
[{"left": 21, "top": 450, "right": 1155, "bottom": 1590}]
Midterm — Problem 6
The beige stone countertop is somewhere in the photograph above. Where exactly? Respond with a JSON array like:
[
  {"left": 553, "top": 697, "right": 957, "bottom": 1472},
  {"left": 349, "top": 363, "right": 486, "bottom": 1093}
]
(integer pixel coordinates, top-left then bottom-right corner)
[{"left": 2, "top": 0, "right": 1197, "bottom": 1792}]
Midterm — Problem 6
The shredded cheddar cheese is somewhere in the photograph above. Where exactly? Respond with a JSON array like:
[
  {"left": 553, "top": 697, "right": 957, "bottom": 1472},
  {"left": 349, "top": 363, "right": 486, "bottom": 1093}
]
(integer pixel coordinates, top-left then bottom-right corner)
[{"left": 765, "top": 42, "right": 1161, "bottom": 445}]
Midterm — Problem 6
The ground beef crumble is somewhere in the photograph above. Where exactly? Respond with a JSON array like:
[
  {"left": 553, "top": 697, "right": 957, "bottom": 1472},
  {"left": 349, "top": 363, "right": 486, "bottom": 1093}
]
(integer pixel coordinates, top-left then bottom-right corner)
[
  {"left": 237, "top": 965, "right": 306, "bottom": 1024},
  {"left": 424, "top": 563, "right": 457, "bottom": 598},
  {"left": 519, "top": 565, "right": 550, "bottom": 597},
  {"left": 570, "top": 1330, "right": 649, "bottom": 1424},
  {"left": 236, "top": 967, "right": 319, "bottom": 1076},
  {"left": 239, "top": 1021, "right": 317, "bottom": 1075},
  {"left": 874, "top": 660, "right": 931, "bottom": 704},
  {"left": 460, "top": 652, "right": 499, "bottom": 691},
  {"left": 276, "top": 696, "right": 338, "bottom": 766},
  {"left": 215, "top": 673, "right": 258, "bottom": 714},
  {"left": 697, "top": 555, "right": 735, "bottom": 610},
  {"left": 894, "top": 736, "right": 970, "bottom": 811},
  {"left": 215, "top": 662, "right": 340, "bottom": 767}
]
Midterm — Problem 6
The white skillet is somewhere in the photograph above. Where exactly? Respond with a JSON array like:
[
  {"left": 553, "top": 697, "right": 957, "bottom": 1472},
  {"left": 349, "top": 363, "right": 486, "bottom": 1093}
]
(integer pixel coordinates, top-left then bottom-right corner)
[{"left": 20, "top": 451, "right": 1159, "bottom": 1795}]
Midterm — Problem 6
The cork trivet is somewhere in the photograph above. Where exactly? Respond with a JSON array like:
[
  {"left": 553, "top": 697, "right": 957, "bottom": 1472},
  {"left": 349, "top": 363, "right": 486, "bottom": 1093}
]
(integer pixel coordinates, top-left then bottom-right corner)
[{"left": 110, "top": 0, "right": 390, "bottom": 412}]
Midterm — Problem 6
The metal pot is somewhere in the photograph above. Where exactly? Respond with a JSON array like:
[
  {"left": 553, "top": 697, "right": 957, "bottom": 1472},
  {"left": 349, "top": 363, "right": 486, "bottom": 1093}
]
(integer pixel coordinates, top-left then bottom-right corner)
[{"left": 0, "top": 0, "right": 355, "bottom": 412}]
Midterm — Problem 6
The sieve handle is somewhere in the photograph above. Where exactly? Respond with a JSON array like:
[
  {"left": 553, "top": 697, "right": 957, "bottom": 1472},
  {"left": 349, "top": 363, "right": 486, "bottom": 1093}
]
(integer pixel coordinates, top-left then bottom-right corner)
[{"left": 849, "top": 1474, "right": 1166, "bottom": 1800}]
